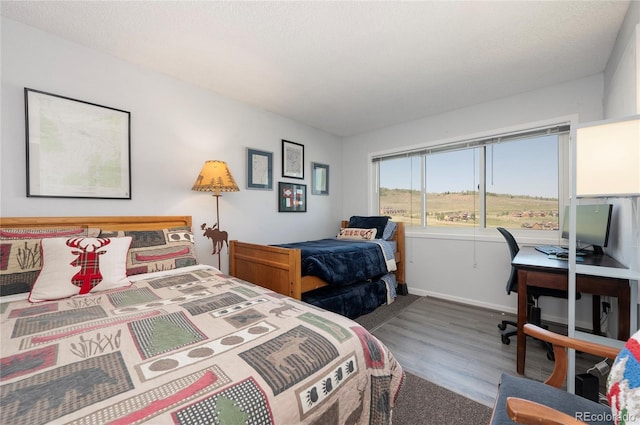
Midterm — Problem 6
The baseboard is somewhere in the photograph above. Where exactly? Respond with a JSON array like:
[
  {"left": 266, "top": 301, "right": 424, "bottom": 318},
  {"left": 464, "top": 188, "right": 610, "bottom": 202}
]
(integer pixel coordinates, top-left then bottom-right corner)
[{"left": 416, "top": 289, "right": 594, "bottom": 330}]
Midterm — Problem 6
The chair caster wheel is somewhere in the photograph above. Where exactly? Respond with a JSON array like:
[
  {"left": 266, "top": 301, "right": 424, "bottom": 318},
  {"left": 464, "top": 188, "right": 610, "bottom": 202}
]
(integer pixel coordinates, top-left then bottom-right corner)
[
  {"left": 498, "top": 323, "right": 507, "bottom": 330},
  {"left": 501, "top": 335, "right": 511, "bottom": 345}
]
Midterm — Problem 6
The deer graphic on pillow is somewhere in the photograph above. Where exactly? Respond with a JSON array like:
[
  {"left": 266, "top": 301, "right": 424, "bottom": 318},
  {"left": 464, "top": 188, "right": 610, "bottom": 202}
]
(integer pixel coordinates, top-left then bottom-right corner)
[{"left": 66, "top": 238, "right": 111, "bottom": 294}]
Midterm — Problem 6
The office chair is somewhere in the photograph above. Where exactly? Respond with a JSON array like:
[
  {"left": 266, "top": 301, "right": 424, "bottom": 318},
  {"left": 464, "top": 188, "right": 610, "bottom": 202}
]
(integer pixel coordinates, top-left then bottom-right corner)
[{"left": 496, "top": 227, "right": 580, "bottom": 359}]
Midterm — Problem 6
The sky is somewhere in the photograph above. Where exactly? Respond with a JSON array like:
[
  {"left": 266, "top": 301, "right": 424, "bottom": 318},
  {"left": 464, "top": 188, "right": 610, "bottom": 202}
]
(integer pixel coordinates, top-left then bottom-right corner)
[{"left": 379, "top": 135, "right": 559, "bottom": 199}]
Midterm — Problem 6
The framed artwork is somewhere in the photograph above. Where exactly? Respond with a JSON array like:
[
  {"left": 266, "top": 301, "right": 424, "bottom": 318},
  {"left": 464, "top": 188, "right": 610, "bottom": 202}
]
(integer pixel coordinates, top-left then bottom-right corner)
[
  {"left": 25, "top": 88, "right": 131, "bottom": 199},
  {"left": 311, "top": 162, "right": 329, "bottom": 195},
  {"left": 281, "top": 139, "right": 304, "bottom": 179},
  {"left": 278, "top": 182, "right": 307, "bottom": 212},
  {"left": 246, "top": 148, "right": 273, "bottom": 190}
]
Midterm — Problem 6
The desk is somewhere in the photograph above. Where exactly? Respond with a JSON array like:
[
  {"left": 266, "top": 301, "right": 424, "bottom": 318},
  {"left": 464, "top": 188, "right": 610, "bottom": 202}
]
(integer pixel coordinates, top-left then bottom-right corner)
[{"left": 513, "top": 248, "right": 630, "bottom": 375}]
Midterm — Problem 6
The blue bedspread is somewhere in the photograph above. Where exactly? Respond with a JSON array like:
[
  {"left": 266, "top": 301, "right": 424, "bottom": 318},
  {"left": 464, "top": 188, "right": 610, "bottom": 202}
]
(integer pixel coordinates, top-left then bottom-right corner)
[{"left": 274, "top": 238, "right": 393, "bottom": 286}]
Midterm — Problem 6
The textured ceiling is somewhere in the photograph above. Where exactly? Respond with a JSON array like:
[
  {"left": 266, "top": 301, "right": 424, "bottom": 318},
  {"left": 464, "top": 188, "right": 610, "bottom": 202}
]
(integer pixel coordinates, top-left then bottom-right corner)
[{"left": 0, "top": 1, "right": 630, "bottom": 137}]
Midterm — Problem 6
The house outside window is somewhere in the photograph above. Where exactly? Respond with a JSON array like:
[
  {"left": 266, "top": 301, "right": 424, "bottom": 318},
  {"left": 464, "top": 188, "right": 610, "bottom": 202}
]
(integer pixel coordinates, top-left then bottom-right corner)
[{"left": 374, "top": 125, "right": 569, "bottom": 233}]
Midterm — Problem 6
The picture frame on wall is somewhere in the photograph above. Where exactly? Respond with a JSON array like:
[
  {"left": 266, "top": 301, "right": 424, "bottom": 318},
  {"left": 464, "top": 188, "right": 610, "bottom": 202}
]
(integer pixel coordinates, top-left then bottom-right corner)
[
  {"left": 246, "top": 148, "right": 273, "bottom": 190},
  {"left": 25, "top": 88, "right": 131, "bottom": 199},
  {"left": 281, "top": 139, "right": 304, "bottom": 179},
  {"left": 311, "top": 162, "right": 329, "bottom": 195},
  {"left": 278, "top": 182, "right": 307, "bottom": 212}
]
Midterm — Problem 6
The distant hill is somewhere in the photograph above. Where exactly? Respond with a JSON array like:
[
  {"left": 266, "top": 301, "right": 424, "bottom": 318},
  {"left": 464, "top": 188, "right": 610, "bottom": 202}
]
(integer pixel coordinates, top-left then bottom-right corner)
[{"left": 379, "top": 188, "right": 559, "bottom": 229}]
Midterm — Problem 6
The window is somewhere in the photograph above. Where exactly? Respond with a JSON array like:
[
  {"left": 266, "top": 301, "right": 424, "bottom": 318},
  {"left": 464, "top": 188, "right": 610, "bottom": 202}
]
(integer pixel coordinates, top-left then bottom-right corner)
[
  {"left": 374, "top": 125, "right": 567, "bottom": 232},
  {"left": 378, "top": 155, "right": 422, "bottom": 225},
  {"left": 486, "top": 135, "right": 559, "bottom": 230},
  {"left": 425, "top": 148, "right": 480, "bottom": 228}
]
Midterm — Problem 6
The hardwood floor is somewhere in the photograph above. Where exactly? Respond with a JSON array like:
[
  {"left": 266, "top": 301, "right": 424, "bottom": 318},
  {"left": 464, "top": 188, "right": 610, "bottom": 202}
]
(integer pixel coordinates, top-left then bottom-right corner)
[{"left": 372, "top": 296, "right": 609, "bottom": 407}]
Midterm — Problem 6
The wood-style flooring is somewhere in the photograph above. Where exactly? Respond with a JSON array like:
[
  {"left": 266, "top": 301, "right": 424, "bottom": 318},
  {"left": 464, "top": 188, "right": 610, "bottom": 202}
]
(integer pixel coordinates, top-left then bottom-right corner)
[{"left": 372, "top": 296, "right": 609, "bottom": 407}]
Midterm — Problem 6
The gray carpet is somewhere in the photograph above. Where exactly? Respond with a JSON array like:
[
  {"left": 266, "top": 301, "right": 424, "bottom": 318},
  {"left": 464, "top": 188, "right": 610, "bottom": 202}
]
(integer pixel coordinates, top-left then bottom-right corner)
[
  {"left": 357, "top": 295, "right": 493, "bottom": 424},
  {"left": 354, "top": 293, "right": 420, "bottom": 330},
  {"left": 393, "top": 371, "right": 493, "bottom": 424}
]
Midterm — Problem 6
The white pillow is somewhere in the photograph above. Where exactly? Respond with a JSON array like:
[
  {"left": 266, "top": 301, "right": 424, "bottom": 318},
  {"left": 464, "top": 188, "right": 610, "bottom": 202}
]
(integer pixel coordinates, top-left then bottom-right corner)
[
  {"left": 337, "top": 227, "right": 377, "bottom": 240},
  {"left": 29, "top": 236, "right": 132, "bottom": 303}
]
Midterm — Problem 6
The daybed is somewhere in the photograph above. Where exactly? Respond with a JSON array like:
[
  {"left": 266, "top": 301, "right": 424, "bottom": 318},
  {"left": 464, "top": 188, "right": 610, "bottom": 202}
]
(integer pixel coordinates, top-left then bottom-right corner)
[
  {"left": 229, "top": 217, "right": 406, "bottom": 318},
  {"left": 0, "top": 215, "right": 404, "bottom": 425}
]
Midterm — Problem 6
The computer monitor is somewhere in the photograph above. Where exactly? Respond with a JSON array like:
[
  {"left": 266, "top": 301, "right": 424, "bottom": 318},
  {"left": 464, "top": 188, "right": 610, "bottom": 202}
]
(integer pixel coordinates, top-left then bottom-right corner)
[{"left": 561, "top": 204, "right": 613, "bottom": 255}]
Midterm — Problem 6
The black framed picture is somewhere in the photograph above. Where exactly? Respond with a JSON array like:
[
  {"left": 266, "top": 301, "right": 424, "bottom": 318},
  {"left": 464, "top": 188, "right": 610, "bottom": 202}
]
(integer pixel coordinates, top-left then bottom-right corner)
[
  {"left": 281, "top": 139, "right": 304, "bottom": 179},
  {"left": 25, "top": 88, "right": 131, "bottom": 199},
  {"left": 311, "top": 162, "right": 329, "bottom": 195},
  {"left": 278, "top": 182, "right": 307, "bottom": 212},
  {"left": 246, "top": 148, "right": 273, "bottom": 190}
]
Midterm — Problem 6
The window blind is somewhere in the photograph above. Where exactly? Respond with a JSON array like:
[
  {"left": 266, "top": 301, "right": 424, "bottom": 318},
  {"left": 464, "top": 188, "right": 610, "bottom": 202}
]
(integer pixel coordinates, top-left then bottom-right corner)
[{"left": 372, "top": 124, "right": 570, "bottom": 162}]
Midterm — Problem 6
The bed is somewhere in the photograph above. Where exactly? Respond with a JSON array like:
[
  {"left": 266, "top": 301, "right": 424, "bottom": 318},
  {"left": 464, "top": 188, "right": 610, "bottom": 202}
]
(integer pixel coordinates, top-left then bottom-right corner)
[
  {"left": 0, "top": 215, "right": 404, "bottom": 424},
  {"left": 229, "top": 218, "right": 406, "bottom": 318}
]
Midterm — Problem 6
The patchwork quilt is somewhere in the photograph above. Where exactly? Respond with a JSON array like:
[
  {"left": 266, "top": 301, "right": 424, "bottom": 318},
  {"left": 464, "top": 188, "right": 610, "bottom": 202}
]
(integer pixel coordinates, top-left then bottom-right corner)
[{"left": 0, "top": 265, "right": 404, "bottom": 424}]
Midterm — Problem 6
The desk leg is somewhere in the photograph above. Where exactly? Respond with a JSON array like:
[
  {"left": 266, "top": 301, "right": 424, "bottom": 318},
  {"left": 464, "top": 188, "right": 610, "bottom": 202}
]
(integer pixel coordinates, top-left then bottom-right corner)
[
  {"left": 517, "top": 269, "right": 527, "bottom": 375},
  {"left": 618, "top": 289, "right": 630, "bottom": 340},
  {"left": 592, "top": 295, "right": 601, "bottom": 336}
]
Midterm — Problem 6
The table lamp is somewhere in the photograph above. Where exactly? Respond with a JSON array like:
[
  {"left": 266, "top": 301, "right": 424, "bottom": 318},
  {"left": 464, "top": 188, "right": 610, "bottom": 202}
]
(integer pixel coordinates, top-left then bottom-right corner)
[{"left": 192, "top": 160, "right": 239, "bottom": 269}]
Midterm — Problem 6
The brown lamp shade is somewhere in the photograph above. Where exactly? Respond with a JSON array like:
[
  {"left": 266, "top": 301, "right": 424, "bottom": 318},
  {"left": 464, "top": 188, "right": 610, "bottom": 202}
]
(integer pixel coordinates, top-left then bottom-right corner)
[{"left": 192, "top": 160, "right": 239, "bottom": 196}]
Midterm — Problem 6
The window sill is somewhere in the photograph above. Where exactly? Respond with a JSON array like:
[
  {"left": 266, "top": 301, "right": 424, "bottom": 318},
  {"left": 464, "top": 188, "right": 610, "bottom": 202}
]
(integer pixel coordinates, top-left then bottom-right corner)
[{"left": 405, "top": 227, "right": 564, "bottom": 246}]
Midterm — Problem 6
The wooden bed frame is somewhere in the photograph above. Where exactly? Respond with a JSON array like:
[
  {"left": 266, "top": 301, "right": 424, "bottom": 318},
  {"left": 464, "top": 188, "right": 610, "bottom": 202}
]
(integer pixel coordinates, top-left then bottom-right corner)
[
  {"left": 0, "top": 216, "right": 192, "bottom": 231},
  {"left": 229, "top": 221, "right": 406, "bottom": 300}
]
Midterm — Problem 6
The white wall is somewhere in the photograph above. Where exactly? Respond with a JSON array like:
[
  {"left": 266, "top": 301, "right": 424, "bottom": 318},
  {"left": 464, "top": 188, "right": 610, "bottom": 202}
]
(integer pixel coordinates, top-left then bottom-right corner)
[
  {"left": 0, "top": 18, "right": 344, "bottom": 272},
  {"left": 604, "top": 0, "right": 639, "bottom": 118}
]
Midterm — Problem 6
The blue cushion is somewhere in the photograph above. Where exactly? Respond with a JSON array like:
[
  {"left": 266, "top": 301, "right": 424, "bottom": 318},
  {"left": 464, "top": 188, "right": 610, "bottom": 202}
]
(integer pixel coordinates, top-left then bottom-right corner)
[
  {"left": 348, "top": 216, "right": 389, "bottom": 239},
  {"left": 492, "top": 373, "right": 613, "bottom": 425}
]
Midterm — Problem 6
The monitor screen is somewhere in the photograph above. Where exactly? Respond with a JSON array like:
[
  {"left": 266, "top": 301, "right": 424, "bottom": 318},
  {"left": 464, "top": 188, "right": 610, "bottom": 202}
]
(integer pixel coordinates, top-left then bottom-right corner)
[{"left": 561, "top": 204, "right": 613, "bottom": 252}]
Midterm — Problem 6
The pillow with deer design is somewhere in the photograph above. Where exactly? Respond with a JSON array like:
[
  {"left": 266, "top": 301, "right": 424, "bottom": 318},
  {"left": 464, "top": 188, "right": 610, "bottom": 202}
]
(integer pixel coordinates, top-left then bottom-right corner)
[
  {"left": 0, "top": 226, "right": 100, "bottom": 297},
  {"left": 29, "top": 236, "right": 132, "bottom": 303}
]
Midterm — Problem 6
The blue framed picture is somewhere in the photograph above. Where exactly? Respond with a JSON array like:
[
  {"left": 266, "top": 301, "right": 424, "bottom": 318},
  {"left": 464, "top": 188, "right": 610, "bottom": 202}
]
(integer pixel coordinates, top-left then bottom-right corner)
[
  {"left": 247, "top": 148, "right": 273, "bottom": 190},
  {"left": 311, "top": 162, "right": 329, "bottom": 195}
]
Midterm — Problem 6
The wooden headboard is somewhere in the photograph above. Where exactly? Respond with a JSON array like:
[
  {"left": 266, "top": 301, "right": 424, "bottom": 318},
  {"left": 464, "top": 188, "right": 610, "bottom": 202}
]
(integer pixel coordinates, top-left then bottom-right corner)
[{"left": 0, "top": 216, "right": 192, "bottom": 231}]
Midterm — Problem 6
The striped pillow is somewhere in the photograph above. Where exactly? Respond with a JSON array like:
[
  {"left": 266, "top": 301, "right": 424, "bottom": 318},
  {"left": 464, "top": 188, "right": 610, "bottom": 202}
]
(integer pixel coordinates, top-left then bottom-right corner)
[{"left": 99, "top": 227, "right": 198, "bottom": 276}]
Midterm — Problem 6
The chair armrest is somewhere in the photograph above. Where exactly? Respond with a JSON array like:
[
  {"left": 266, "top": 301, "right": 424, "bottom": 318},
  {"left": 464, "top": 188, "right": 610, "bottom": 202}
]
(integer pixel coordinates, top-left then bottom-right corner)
[
  {"left": 524, "top": 324, "right": 621, "bottom": 388},
  {"left": 506, "top": 397, "right": 587, "bottom": 425}
]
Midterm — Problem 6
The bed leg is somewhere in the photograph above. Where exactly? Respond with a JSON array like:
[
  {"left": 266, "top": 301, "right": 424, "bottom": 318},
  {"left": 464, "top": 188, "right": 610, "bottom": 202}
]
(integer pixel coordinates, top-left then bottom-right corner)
[{"left": 397, "top": 283, "right": 409, "bottom": 296}]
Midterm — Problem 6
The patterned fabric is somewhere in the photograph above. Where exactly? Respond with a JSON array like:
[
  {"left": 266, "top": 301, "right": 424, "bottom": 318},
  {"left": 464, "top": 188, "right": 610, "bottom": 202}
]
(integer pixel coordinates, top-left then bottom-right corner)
[
  {"left": 0, "top": 265, "right": 404, "bottom": 424},
  {"left": 100, "top": 227, "right": 198, "bottom": 276},
  {"left": 28, "top": 237, "right": 132, "bottom": 303},
  {"left": 607, "top": 329, "right": 640, "bottom": 425},
  {"left": 0, "top": 227, "right": 100, "bottom": 296},
  {"left": 337, "top": 227, "right": 377, "bottom": 240}
]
